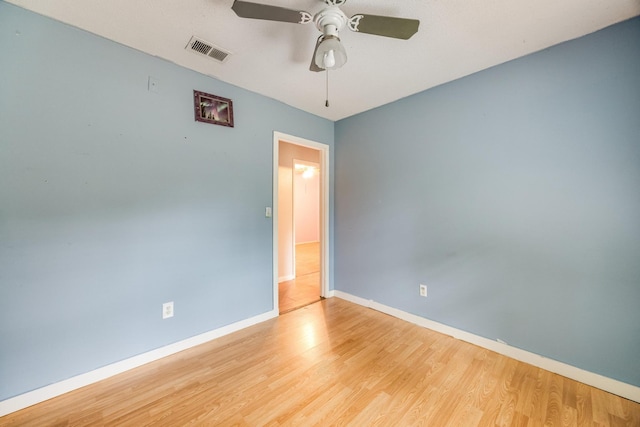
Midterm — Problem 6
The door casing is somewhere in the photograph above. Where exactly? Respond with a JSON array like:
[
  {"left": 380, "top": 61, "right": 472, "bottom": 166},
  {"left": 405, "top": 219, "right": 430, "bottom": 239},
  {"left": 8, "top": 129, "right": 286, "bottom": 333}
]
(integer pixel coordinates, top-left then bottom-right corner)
[{"left": 272, "top": 131, "right": 330, "bottom": 313}]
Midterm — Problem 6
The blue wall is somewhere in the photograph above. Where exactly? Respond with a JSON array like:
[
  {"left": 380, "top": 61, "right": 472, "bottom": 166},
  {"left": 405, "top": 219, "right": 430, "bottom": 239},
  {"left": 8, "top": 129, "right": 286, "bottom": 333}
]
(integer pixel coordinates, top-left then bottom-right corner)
[
  {"left": 335, "top": 17, "right": 640, "bottom": 386},
  {"left": 0, "top": 2, "right": 333, "bottom": 400}
]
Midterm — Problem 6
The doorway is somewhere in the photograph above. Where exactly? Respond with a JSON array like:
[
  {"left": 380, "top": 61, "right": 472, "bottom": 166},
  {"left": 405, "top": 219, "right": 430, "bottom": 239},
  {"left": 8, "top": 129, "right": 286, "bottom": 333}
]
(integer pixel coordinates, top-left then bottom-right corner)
[{"left": 272, "top": 132, "right": 329, "bottom": 314}]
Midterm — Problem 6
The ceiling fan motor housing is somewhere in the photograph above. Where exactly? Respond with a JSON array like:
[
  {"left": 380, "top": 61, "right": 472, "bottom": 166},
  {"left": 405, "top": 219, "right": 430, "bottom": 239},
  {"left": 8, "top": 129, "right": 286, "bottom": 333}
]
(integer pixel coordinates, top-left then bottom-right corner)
[
  {"left": 324, "top": 0, "right": 347, "bottom": 6},
  {"left": 314, "top": 6, "right": 347, "bottom": 36}
]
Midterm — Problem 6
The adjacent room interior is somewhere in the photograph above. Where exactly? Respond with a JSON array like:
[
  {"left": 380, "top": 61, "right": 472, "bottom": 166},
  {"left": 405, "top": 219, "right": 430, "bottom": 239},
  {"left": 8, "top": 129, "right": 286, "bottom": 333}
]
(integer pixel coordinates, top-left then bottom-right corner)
[{"left": 278, "top": 141, "right": 323, "bottom": 313}]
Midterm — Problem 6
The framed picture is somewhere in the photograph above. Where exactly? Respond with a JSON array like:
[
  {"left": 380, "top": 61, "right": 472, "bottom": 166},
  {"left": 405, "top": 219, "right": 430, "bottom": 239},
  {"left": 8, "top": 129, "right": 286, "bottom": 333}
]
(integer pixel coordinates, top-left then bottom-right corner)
[{"left": 193, "top": 90, "right": 234, "bottom": 127}]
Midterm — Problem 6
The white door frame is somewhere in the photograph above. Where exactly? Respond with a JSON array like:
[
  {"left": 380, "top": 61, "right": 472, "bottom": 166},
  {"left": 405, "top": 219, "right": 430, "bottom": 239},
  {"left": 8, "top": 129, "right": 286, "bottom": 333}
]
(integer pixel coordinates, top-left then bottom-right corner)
[{"left": 273, "top": 131, "right": 330, "bottom": 313}]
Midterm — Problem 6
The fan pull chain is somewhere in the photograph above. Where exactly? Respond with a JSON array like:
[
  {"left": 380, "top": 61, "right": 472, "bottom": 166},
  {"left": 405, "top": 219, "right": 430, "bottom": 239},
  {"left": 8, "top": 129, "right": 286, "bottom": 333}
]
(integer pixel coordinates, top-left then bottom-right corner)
[{"left": 325, "top": 69, "right": 330, "bottom": 108}]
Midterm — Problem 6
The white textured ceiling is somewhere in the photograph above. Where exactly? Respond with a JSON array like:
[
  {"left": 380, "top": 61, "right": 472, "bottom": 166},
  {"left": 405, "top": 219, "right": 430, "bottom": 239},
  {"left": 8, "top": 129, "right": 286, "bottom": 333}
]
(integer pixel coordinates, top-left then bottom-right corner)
[{"left": 6, "top": 0, "right": 640, "bottom": 121}]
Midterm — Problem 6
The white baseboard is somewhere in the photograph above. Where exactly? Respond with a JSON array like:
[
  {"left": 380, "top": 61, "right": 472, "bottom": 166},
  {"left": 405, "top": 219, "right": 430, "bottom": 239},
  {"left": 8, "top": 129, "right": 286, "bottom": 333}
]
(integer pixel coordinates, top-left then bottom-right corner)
[
  {"left": 332, "top": 290, "right": 640, "bottom": 403},
  {"left": 278, "top": 274, "right": 295, "bottom": 283},
  {"left": 0, "top": 309, "right": 278, "bottom": 417}
]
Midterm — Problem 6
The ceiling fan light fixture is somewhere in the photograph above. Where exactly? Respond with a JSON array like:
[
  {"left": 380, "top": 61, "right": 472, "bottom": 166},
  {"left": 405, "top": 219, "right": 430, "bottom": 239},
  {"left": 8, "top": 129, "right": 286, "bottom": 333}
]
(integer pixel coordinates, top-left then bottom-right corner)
[{"left": 314, "top": 35, "right": 347, "bottom": 70}]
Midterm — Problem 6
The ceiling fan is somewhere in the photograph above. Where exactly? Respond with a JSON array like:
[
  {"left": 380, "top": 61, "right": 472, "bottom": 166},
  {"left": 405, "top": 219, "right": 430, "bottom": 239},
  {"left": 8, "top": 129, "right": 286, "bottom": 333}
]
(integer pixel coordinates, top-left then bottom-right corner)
[{"left": 231, "top": 0, "right": 420, "bottom": 72}]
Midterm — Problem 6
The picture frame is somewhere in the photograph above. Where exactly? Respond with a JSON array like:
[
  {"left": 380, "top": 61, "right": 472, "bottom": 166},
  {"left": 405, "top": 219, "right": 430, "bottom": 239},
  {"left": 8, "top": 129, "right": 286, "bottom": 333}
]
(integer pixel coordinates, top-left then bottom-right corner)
[{"left": 193, "top": 90, "right": 234, "bottom": 127}]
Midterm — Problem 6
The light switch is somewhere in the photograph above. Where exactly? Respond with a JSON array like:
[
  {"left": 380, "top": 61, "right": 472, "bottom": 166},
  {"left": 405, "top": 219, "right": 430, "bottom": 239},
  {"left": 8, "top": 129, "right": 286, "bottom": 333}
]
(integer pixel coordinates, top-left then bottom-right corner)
[{"left": 265, "top": 207, "right": 272, "bottom": 218}]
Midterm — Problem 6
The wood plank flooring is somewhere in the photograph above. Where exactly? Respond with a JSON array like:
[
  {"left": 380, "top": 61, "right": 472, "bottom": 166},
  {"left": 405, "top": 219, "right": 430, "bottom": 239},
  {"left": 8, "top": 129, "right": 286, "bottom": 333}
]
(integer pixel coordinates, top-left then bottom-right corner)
[
  {"left": 279, "top": 242, "right": 321, "bottom": 313},
  {"left": 2, "top": 298, "right": 638, "bottom": 426}
]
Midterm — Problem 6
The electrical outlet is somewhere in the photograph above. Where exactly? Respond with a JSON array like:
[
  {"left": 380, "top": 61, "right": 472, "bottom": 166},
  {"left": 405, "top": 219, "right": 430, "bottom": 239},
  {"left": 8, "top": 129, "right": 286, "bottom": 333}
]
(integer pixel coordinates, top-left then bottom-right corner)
[
  {"left": 419, "top": 284, "right": 427, "bottom": 297},
  {"left": 162, "top": 301, "right": 174, "bottom": 319}
]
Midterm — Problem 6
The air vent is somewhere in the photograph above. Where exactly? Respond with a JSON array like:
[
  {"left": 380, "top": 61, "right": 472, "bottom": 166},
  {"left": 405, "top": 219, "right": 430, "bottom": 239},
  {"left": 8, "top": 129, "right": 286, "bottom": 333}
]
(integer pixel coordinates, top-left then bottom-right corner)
[{"left": 186, "top": 36, "right": 231, "bottom": 63}]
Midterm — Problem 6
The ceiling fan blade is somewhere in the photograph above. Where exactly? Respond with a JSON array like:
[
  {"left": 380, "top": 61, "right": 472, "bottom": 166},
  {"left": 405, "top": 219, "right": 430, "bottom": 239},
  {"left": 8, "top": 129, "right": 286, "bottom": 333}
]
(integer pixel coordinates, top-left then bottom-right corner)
[
  {"left": 232, "top": 1, "right": 312, "bottom": 24},
  {"left": 310, "top": 36, "right": 324, "bottom": 72},
  {"left": 348, "top": 14, "right": 420, "bottom": 40}
]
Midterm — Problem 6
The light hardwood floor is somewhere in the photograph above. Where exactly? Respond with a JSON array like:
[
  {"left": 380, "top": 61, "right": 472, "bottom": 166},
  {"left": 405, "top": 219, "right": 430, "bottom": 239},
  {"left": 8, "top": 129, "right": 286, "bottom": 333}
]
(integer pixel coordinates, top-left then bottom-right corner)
[
  {"left": 2, "top": 298, "right": 638, "bottom": 426},
  {"left": 279, "top": 242, "right": 321, "bottom": 313}
]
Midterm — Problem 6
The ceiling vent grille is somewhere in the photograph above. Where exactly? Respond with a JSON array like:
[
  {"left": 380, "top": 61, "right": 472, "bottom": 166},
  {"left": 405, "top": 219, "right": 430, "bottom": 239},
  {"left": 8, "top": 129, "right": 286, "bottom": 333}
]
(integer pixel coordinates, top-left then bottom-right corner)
[{"left": 186, "top": 36, "right": 231, "bottom": 63}]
